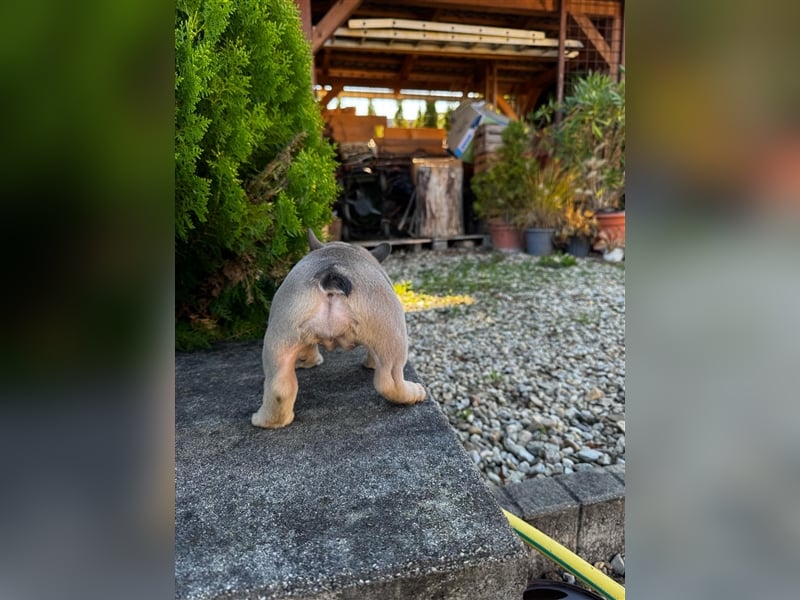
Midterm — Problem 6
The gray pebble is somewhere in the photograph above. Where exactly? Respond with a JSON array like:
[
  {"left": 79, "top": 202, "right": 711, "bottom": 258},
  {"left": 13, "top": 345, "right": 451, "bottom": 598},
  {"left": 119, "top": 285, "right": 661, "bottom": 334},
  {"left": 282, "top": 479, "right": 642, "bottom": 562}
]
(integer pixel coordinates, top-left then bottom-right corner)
[
  {"left": 383, "top": 249, "right": 625, "bottom": 486},
  {"left": 577, "top": 448, "right": 603, "bottom": 462},
  {"left": 610, "top": 553, "right": 625, "bottom": 576}
]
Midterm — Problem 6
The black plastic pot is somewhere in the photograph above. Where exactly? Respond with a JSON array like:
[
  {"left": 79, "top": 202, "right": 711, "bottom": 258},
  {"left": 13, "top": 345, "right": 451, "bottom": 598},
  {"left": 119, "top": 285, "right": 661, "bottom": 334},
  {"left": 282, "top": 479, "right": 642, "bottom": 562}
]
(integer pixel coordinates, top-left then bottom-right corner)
[{"left": 523, "top": 579, "right": 605, "bottom": 600}]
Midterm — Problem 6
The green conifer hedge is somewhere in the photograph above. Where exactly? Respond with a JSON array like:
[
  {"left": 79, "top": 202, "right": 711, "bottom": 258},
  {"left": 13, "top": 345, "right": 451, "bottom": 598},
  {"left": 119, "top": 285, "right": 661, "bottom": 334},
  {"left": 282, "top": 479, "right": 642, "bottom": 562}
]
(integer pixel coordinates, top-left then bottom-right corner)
[{"left": 175, "top": 0, "right": 338, "bottom": 348}]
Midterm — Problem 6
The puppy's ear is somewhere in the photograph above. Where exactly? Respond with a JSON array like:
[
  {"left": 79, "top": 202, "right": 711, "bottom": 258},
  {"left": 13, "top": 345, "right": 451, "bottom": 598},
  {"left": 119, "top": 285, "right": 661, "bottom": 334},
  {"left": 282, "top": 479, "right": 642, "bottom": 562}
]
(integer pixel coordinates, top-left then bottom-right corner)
[
  {"left": 308, "top": 228, "right": 325, "bottom": 251},
  {"left": 370, "top": 243, "right": 391, "bottom": 263}
]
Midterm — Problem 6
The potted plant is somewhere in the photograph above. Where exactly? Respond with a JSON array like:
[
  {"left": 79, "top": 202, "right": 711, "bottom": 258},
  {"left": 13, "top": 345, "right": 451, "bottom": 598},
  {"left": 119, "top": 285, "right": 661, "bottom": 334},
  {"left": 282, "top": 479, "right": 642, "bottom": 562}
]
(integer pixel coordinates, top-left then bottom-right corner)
[
  {"left": 470, "top": 121, "right": 531, "bottom": 252},
  {"left": 512, "top": 159, "right": 575, "bottom": 255},
  {"left": 554, "top": 200, "right": 599, "bottom": 257},
  {"left": 536, "top": 71, "right": 625, "bottom": 248}
]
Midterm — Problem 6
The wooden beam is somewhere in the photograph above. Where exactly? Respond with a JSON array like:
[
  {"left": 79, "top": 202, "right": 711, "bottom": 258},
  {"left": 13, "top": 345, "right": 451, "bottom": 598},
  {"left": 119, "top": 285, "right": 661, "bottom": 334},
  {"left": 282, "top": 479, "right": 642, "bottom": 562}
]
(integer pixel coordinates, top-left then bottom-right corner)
[
  {"left": 610, "top": 14, "right": 622, "bottom": 80},
  {"left": 569, "top": 12, "right": 613, "bottom": 67},
  {"left": 556, "top": 0, "right": 567, "bottom": 123},
  {"left": 312, "top": 0, "right": 363, "bottom": 54},
  {"left": 620, "top": 9, "right": 625, "bottom": 78},
  {"left": 335, "top": 89, "right": 465, "bottom": 102},
  {"left": 407, "top": 0, "right": 558, "bottom": 14},
  {"left": 324, "top": 38, "right": 580, "bottom": 61},
  {"left": 566, "top": 0, "right": 621, "bottom": 18},
  {"left": 333, "top": 27, "right": 581, "bottom": 48},
  {"left": 295, "top": 0, "right": 312, "bottom": 44},
  {"left": 399, "top": 54, "right": 418, "bottom": 80},
  {"left": 346, "top": 18, "right": 546, "bottom": 41},
  {"left": 295, "top": 0, "right": 314, "bottom": 84},
  {"left": 491, "top": 62, "right": 498, "bottom": 107},
  {"left": 325, "top": 68, "right": 458, "bottom": 83},
  {"left": 495, "top": 95, "right": 519, "bottom": 120},
  {"left": 318, "top": 84, "right": 343, "bottom": 108},
  {"left": 317, "top": 75, "right": 473, "bottom": 93}
]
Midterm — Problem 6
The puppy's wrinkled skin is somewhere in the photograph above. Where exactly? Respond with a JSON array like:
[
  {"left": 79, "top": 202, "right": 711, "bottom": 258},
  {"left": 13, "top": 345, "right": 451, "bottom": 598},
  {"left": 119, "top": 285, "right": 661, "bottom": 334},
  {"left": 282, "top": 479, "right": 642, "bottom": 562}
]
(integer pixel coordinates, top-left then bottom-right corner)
[{"left": 251, "top": 230, "right": 426, "bottom": 428}]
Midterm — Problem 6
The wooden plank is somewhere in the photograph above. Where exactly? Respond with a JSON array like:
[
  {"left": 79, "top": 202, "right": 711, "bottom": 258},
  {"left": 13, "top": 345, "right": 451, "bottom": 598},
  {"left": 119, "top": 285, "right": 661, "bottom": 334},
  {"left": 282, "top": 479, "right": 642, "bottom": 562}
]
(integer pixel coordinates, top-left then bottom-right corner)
[
  {"left": 326, "top": 112, "right": 387, "bottom": 143},
  {"left": 325, "top": 38, "right": 581, "bottom": 60},
  {"left": 383, "top": 127, "right": 445, "bottom": 141},
  {"left": 569, "top": 12, "right": 613, "bottom": 66},
  {"left": 566, "top": 0, "right": 621, "bottom": 18},
  {"left": 295, "top": 0, "right": 312, "bottom": 43},
  {"left": 346, "top": 18, "right": 546, "bottom": 40},
  {"left": 351, "top": 238, "right": 432, "bottom": 248},
  {"left": 318, "top": 84, "right": 343, "bottom": 108},
  {"left": 312, "top": 0, "right": 363, "bottom": 53},
  {"left": 610, "top": 14, "right": 623, "bottom": 80},
  {"left": 495, "top": 96, "right": 519, "bottom": 120},
  {"left": 334, "top": 27, "right": 583, "bottom": 49},
  {"left": 414, "top": 0, "right": 557, "bottom": 13}
]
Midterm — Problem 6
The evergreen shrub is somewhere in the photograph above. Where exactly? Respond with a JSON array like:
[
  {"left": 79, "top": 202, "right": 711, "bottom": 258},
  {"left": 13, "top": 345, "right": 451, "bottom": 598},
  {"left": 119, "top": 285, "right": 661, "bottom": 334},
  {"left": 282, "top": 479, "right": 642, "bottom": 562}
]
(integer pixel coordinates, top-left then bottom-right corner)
[{"left": 175, "top": 0, "right": 338, "bottom": 349}]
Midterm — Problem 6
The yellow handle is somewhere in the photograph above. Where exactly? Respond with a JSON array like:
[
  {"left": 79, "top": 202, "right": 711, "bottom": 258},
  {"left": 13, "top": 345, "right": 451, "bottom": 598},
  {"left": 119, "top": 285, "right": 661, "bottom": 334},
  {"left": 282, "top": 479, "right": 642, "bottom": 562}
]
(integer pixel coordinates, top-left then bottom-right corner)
[{"left": 503, "top": 509, "right": 625, "bottom": 600}]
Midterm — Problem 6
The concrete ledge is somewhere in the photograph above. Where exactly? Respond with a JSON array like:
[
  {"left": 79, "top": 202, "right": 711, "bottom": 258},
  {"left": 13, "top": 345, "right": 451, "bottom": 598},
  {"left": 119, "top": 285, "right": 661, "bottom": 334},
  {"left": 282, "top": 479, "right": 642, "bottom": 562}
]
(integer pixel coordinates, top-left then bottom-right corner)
[
  {"left": 176, "top": 341, "right": 530, "bottom": 600},
  {"left": 491, "top": 465, "right": 625, "bottom": 574}
]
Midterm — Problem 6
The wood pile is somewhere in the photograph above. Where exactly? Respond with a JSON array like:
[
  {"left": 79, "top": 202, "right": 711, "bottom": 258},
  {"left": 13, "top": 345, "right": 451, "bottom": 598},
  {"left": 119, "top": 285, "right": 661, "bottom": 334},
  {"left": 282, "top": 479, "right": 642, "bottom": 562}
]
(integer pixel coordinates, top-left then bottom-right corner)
[
  {"left": 325, "top": 107, "right": 387, "bottom": 143},
  {"left": 375, "top": 127, "right": 447, "bottom": 158},
  {"left": 472, "top": 123, "right": 505, "bottom": 173}
]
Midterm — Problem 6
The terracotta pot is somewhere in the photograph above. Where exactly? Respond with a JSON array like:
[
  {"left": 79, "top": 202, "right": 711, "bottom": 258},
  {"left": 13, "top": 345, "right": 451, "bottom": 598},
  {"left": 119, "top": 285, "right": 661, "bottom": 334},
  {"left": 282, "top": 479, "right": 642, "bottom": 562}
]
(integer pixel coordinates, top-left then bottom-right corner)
[
  {"left": 488, "top": 220, "right": 523, "bottom": 252},
  {"left": 595, "top": 210, "right": 625, "bottom": 248}
]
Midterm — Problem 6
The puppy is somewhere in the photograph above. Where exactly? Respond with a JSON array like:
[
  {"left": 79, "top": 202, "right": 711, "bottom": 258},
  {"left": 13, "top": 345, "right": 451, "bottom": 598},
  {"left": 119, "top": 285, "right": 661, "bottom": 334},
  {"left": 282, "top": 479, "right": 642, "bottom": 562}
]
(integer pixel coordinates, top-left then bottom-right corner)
[{"left": 251, "top": 229, "right": 426, "bottom": 428}]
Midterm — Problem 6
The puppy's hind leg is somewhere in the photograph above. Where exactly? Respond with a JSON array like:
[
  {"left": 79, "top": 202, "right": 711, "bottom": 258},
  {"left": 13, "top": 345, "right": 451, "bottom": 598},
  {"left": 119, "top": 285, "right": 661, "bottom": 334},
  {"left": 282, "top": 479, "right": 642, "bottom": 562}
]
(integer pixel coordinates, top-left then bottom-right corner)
[
  {"left": 373, "top": 361, "right": 427, "bottom": 406},
  {"left": 363, "top": 348, "right": 377, "bottom": 370},
  {"left": 252, "top": 345, "right": 301, "bottom": 429}
]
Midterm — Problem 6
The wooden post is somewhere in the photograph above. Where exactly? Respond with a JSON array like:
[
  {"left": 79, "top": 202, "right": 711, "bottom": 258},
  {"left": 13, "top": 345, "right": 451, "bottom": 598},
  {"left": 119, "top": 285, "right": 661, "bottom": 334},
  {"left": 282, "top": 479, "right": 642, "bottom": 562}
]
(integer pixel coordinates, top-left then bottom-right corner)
[
  {"left": 620, "top": 3, "right": 625, "bottom": 80},
  {"left": 556, "top": 0, "right": 567, "bottom": 124},
  {"left": 491, "top": 61, "right": 498, "bottom": 108},
  {"left": 610, "top": 13, "right": 622, "bottom": 81},
  {"left": 294, "top": 0, "right": 315, "bottom": 86}
]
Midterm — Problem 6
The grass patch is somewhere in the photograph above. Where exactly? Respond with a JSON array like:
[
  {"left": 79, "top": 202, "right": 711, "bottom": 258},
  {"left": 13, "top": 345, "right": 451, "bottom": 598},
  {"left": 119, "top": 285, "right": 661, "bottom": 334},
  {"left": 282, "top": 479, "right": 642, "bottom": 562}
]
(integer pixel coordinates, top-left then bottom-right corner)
[
  {"left": 536, "top": 253, "right": 578, "bottom": 269},
  {"left": 416, "top": 254, "right": 547, "bottom": 295}
]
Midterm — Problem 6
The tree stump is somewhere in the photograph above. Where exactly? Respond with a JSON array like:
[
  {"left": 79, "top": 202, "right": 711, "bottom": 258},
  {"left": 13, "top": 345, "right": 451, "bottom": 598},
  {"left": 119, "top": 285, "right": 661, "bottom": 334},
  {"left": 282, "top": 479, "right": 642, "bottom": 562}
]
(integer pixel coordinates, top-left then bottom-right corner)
[{"left": 411, "top": 158, "right": 464, "bottom": 238}]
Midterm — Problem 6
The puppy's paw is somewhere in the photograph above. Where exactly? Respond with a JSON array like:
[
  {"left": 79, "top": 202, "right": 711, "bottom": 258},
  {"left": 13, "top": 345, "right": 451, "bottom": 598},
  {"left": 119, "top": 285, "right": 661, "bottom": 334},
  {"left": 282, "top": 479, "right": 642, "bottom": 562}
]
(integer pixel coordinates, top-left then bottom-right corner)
[
  {"left": 295, "top": 346, "right": 323, "bottom": 369},
  {"left": 251, "top": 410, "right": 294, "bottom": 429},
  {"left": 296, "top": 354, "right": 323, "bottom": 369},
  {"left": 390, "top": 381, "right": 426, "bottom": 405},
  {"left": 408, "top": 382, "right": 427, "bottom": 403}
]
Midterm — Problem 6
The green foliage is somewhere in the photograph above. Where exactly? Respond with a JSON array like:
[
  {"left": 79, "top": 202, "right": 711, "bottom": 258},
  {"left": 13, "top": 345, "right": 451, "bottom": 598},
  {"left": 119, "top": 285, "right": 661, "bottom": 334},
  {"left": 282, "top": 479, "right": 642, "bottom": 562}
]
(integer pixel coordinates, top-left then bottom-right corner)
[
  {"left": 515, "top": 159, "right": 576, "bottom": 230},
  {"left": 413, "top": 106, "right": 425, "bottom": 128},
  {"left": 423, "top": 100, "right": 438, "bottom": 128},
  {"left": 536, "top": 253, "right": 578, "bottom": 269},
  {"left": 470, "top": 120, "right": 532, "bottom": 223},
  {"left": 471, "top": 120, "right": 572, "bottom": 228},
  {"left": 535, "top": 71, "right": 625, "bottom": 211},
  {"left": 175, "top": 0, "right": 338, "bottom": 349},
  {"left": 394, "top": 100, "right": 407, "bottom": 127}
]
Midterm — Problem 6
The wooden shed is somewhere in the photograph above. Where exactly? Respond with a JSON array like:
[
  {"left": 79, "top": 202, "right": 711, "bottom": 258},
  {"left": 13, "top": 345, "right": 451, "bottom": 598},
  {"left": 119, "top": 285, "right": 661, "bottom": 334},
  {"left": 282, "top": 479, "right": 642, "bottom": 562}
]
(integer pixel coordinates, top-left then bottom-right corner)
[{"left": 294, "top": 0, "right": 625, "bottom": 244}]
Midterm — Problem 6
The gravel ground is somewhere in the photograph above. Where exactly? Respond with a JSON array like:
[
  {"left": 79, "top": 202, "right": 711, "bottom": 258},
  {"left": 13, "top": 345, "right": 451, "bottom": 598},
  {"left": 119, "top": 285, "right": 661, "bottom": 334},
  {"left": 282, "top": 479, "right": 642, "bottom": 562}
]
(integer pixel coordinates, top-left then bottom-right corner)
[{"left": 382, "top": 247, "right": 625, "bottom": 486}]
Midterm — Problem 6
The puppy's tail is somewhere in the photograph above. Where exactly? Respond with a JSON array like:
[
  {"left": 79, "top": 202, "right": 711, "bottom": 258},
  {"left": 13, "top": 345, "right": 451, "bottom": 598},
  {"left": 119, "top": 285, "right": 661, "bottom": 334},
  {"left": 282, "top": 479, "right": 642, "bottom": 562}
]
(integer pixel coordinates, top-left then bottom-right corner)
[{"left": 316, "top": 267, "right": 352, "bottom": 297}]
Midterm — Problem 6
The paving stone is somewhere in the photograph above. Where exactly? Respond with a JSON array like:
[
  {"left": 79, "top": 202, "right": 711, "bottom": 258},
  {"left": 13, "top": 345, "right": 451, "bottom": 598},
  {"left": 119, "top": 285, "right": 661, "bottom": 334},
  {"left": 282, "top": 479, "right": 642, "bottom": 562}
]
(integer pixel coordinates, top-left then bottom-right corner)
[
  {"left": 502, "top": 477, "right": 581, "bottom": 577},
  {"left": 555, "top": 468, "right": 625, "bottom": 564}
]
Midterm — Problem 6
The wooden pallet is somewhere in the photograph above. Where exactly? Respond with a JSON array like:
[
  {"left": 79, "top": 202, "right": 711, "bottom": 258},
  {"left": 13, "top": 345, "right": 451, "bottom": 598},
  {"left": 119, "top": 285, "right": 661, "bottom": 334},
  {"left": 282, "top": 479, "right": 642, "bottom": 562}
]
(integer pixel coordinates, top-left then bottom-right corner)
[
  {"left": 473, "top": 151, "right": 499, "bottom": 174},
  {"left": 351, "top": 234, "right": 487, "bottom": 252},
  {"left": 473, "top": 123, "right": 505, "bottom": 155}
]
